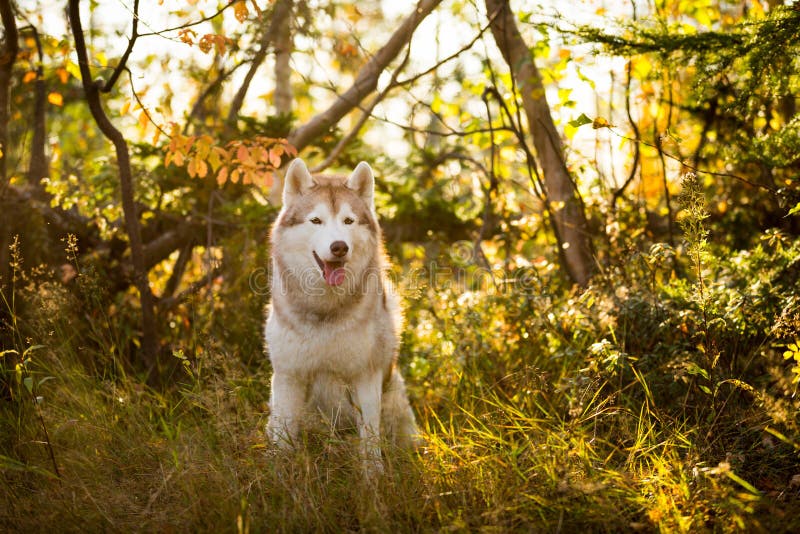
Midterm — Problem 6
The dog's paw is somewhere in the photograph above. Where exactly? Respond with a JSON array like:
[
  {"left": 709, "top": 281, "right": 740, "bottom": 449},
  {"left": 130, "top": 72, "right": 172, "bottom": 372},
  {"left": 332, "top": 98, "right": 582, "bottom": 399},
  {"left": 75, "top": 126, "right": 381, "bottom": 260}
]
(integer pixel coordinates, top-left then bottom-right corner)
[{"left": 266, "top": 420, "right": 294, "bottom": 449}]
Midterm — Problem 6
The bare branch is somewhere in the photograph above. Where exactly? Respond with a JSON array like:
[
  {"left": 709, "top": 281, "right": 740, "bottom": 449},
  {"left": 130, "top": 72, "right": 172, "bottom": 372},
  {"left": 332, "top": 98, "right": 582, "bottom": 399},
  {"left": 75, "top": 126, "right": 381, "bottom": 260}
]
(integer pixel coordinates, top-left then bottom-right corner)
[
  {"left": 310, "top": 43, "right": 412, "bottom": 173},
  {"left": 288, "top": 0, "right": 443, "bottom": 152},
  {"left": 158, "top": 264, "right": 223, "bottom": 312},
  {"left": 186, "top": 61, "right": 246, "bottom": 132},
  {"left": 102, "top": 0, "right": 139, "bottom": 93},
  {"left": 139, "top": 0, "right": 237, "bottom": 38}
]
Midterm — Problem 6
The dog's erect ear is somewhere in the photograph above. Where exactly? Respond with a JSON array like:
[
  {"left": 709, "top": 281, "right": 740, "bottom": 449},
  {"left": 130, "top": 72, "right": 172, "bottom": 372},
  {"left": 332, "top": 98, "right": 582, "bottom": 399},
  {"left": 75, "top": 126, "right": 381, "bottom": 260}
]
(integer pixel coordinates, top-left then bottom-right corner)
[
  {"left": 282, "top": 158, "right": 314, "bottom": 205},
  {"left": 346, "top": 161, "right": 375, "bottom": 210}
]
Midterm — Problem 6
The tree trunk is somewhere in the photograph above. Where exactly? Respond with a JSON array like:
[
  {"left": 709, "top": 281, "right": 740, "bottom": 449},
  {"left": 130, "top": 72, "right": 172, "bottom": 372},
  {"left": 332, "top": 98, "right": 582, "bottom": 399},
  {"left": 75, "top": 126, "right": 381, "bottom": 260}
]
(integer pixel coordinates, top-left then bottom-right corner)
[
  {"left": 0, "top": 0, "right": 19, "bottom": 288},
  {"left": 27, "top": 25, "right": 48, "bottom": 189},
  {"left": 68, "top": 0, "right": 160, "bottom": 375},
  {"left": 485, "top": 0, "right": 595, "bottom": 286},
  {"left": 273, "top": 0, "right": 293, "bottom": 115},
  {"left": 227, "top": 0, "right": 293, "bottom": 126}
]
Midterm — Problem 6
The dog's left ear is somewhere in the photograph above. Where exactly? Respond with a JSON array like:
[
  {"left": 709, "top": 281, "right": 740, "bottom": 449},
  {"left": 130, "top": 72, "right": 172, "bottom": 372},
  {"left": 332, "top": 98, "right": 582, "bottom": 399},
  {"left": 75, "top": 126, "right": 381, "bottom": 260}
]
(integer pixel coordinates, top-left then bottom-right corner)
[{"left": 346, "top": 162, "right": 375, "bottom": 210}]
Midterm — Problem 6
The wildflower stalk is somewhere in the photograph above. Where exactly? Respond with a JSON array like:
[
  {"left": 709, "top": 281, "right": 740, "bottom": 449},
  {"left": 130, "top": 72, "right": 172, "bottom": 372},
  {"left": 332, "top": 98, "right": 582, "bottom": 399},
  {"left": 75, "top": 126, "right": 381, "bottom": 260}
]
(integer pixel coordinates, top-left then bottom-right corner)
[{"left": 678, "top": 173, "right": 718, "bottom": 402}]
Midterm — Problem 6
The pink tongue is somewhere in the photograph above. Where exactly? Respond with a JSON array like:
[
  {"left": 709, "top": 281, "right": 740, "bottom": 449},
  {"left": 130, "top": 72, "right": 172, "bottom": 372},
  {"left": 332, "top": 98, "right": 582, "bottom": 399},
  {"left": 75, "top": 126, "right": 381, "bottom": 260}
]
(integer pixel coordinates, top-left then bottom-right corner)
[{"left": 323, "top": 263, "right": 346, "bottom": 286}]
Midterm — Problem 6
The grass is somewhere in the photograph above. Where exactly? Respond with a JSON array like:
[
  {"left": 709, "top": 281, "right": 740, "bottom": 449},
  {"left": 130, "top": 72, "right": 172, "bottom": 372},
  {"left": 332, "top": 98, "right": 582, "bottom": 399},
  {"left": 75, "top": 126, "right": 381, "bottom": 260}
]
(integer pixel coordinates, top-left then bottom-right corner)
[
  {"left": 2, "top": 338, "right": 797, "bottom": 532},
  {"left": 3, "top": 228, "right": 800, "bottom": 532}
]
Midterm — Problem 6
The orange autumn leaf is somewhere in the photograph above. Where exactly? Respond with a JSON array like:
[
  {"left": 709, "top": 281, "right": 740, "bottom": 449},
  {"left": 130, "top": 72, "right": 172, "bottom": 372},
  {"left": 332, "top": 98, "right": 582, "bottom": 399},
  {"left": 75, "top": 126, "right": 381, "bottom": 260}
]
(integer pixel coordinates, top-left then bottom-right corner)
[
  {"left": 216, "top": 166, "right": 229, "bottom": 185},
  {"left": 23, "top": 71, "right": 37, "bottom": 83},
  {"left": 236, "top": 145, "right": 251, "bottom": 164},
  {"left": 233, "top": 1, "right": 249, "bottom": 23},
  {"left": 47, "top": 92, "right": 64, "bottom": 106},
  {"left": 56, "top": 67, "right": 69, "bottom": 84}
]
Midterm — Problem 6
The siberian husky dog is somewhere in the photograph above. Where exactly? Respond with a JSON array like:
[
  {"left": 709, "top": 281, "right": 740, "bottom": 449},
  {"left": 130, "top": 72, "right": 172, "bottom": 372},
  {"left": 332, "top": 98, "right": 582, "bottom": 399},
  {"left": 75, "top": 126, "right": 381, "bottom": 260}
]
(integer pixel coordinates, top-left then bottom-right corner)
[{"left": 264, "top": 158, "right": 418, "bottom": 470}]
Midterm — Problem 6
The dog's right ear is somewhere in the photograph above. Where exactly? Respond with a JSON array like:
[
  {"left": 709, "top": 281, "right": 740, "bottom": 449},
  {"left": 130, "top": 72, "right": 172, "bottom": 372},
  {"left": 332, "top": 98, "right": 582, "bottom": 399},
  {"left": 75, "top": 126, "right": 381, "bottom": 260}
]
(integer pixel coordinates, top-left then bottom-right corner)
[{"left": 282, "top": 158, "right": 314, "bottom": 205}]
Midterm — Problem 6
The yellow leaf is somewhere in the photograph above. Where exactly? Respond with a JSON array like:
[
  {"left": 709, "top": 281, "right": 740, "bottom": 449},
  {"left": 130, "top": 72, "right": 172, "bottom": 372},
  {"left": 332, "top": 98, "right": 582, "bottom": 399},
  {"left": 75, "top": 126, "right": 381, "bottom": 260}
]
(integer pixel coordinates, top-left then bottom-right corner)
[
  {"left": 592, "top": 117, "right": 611, "bottom": 129},
  {"left": 47, "top": 92, "right": 64, "bottom": 106},
  {"left": 120, "top": 99, "right": 131, "bottom": 116},
  {"left": 138, "top": 111, "right": 148, "bottom": 129},
  {"left": 195, "top": 159, "right": 208, "bottom": 178},
  {"left": 152, "top": 128, "right": 162, "bottom": 145},
  {"left": 23, "top": 71, "right": 37, "bottom": 83}
]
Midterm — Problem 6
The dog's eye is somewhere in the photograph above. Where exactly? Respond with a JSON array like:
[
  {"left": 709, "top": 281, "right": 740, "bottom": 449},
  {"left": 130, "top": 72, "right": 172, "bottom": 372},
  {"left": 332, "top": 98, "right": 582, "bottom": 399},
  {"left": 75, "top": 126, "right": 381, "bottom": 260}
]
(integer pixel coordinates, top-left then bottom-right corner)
[
  {"left": 310, "top": 217, "right": 322, "bottom": 225},
  {"left": 343, "top": 217, "right": 354, "bottom": 225}
]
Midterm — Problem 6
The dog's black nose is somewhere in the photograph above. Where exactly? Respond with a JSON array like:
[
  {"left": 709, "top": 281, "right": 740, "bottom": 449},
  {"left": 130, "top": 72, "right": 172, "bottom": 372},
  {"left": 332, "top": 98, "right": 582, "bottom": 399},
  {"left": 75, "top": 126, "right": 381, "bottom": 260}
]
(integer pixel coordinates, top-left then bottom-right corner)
[{"left": 330, "top": 241, "right": 349, "bottom": 258}]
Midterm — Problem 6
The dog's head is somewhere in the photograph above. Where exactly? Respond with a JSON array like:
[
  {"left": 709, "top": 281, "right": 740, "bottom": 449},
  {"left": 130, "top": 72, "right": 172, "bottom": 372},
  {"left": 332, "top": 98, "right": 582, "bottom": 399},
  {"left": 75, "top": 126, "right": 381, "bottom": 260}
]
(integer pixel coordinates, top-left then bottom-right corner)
[{"left": 273, "top": 158, "right": 379, "bottom": 287}]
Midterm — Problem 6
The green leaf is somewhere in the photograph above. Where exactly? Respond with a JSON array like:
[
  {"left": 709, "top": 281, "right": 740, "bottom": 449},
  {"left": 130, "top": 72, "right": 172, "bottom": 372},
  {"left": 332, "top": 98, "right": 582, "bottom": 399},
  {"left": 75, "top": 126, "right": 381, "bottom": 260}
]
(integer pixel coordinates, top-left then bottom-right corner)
[
  {"left": 568, "top": 113, "right": 592, "bottom": 128},
  {"left": 38, "top": 376, "right": 56, "bottom": 387},
  {"left": 699, "top": 384, "right": 712, "bottom": 395},
  {"left": 787, "top": 201, "right": 800, "bottom": 217},
  {"left": 686, "top": 362, "right": 709, "bottom": 380},
  {"left": 725, "top": 471, "right": 761, "bottom": 496},
  {"left": 23, "top": 376, "right": 33, "bottom": 394}
]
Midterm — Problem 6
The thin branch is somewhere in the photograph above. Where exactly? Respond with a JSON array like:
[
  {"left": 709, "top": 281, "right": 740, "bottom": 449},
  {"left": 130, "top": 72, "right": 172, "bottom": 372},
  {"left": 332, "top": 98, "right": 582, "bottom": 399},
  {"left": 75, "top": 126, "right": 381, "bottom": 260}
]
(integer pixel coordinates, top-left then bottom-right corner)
[
  {"left": 139, "top": 0, "right": 238, "bottom": 38},
  {"left": 612, "top": 54, "right": 641, "bottom": 206},
  {"left": 394, "top": 14, "right": 495, "bottom": 87},
  {"left": 102, "top": 0, "right": 139, "bottom": 92},
  {"left": 127, "top": 69, "right": 169, "bottom": 138},
  {"left": 162, "top": 242, "right": 193, "bottom": 299},
  {"left": 227, "top": 0, "right": 293, "bottom": 126},
  {"left": 607, "top": 127, "right": 776, "bottom": 193},
  {"left": 68, "top": 0, "right": 160, "bottom": 372},
  {"left": 186, "top": 60, "right": 246, "bottom": 133},
  {"left": 310, "top": 42, "right": 412, "bottom": 173},
  {"left": 288, "top": 0, "right": 443, "bottom": 152},
  {"left": 158, "top": 264, "right": 223, "bottom": 312}
]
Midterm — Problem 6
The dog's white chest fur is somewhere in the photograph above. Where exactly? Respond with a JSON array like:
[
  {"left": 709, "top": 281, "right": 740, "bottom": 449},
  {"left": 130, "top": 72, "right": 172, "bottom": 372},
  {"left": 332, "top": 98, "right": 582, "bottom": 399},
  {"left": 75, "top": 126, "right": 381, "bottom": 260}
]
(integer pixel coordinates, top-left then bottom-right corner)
[
  {"left": 265, "top": 296, "right": 390, "bottom": 379},
  {"left": 264, "top": 159, "right": 418, "bottom": 473}
]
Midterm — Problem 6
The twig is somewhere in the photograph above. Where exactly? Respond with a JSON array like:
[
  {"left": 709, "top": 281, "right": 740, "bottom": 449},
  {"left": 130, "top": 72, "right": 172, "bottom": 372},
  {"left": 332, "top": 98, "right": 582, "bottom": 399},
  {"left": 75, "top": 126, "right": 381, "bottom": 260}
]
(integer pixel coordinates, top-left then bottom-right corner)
[
  {"left": 310, "top": 42, "right": 413, "bottom": 173},
  {"left": 288, "top": 0, "right": 443, "bottom": 151},
  {"left": 158, "top": 265, "right": 223, "bottom": 311},
  {"left": 139, "top": 0, "right": 238, "bottom": 38},
  {"left": 102, "top": 0, "right": 139, "bottom": 92},
  {"left": 608, "top": 127, "right": 776, "bottom": 193}
]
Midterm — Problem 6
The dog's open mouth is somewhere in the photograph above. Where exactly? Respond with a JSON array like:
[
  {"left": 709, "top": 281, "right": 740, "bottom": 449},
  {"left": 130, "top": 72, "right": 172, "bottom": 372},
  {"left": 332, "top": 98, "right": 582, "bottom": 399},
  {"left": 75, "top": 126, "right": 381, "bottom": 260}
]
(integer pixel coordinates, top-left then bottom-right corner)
[{"left": 313, "top": 251, "right": 346, "bottom": 286}]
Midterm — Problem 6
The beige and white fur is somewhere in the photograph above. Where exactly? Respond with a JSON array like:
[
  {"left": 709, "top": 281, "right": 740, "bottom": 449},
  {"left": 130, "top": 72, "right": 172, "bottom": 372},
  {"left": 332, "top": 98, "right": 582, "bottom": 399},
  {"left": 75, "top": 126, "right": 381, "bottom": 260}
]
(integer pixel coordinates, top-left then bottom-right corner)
[{"left": 264, "top": 159, "right": 418, "bottom": 472}]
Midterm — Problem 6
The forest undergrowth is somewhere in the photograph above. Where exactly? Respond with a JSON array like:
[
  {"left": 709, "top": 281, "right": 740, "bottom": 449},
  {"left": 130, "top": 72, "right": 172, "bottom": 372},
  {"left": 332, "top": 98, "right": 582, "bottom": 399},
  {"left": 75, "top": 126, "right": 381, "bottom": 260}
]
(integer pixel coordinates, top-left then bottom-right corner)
[{"left": 2, "top": 174, "right": 800, "bottom": 533}]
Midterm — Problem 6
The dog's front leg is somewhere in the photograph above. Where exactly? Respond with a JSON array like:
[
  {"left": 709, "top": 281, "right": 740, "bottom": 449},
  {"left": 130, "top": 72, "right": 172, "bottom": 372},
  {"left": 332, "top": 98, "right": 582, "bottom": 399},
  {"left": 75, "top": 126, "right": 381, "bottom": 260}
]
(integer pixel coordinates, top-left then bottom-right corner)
[
  {"left": 353, "top": 372, "right": 383, "bottom": 475},
  {"left": 267, "top": 372, "right": 304, "bottom": 448}
]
